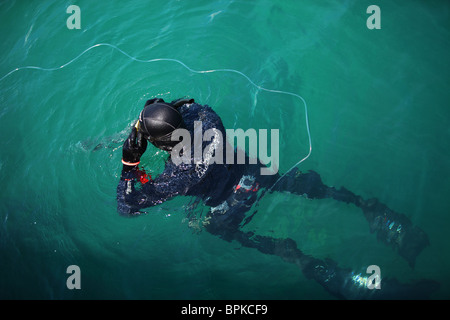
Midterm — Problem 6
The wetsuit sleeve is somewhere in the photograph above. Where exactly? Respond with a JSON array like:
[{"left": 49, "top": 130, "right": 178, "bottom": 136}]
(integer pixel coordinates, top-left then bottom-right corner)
[
  {"left": 116, "top": 167, "right": 147, "bottom": 216},
  {"left": 116, "top": 161, "right": 201, "bottom": 216}
]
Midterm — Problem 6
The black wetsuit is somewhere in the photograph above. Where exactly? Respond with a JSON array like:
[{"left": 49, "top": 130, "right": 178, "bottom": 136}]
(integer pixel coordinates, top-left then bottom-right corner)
[{"left": 117, "top": 102, "right": 437, "bottom": 299}]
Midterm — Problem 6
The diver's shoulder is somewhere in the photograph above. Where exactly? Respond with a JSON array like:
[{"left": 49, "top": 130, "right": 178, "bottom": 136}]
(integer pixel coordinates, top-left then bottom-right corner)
[
  {"left": 180, "top": 103, "right": 221, "bottom": 121},
  {"left": 180, "top": 102, "right": 214, "bottom": 112}
]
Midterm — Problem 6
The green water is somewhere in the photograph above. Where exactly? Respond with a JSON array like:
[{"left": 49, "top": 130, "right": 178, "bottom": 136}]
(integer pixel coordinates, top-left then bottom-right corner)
[{"left": 1, "top": 0, "right": 449, "bottom": 299}]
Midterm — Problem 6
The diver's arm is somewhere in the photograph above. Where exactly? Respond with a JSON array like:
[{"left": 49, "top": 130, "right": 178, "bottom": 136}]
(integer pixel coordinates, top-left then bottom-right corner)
[
  {"left": 116, "top": 164, "right": 165, "bottom": 216},
  {"left": 116, "top": 160, "right": 203, "bottom": 216},
  {"left": 116, "top": 125, "right": 148, "bottom": 216},
  {"left": 117, "top": 167, "right": 142, "bottom": 216}
]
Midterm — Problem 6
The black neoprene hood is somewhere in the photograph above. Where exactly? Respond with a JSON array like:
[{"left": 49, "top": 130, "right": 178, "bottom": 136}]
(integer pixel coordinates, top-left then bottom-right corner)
[{"left": 139, "top": 102, "right": 183, "bottom": 141}]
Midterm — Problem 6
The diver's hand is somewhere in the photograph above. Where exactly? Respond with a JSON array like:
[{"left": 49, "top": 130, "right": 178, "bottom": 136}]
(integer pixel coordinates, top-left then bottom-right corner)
[{"left": 122, "top": 126, "right": 147, "bottom": 170}]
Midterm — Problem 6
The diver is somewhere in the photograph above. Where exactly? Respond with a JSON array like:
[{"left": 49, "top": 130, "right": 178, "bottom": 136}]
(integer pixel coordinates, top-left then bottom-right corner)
[{"left": 116, "top": 97, "right": 438, "bottom": 299}]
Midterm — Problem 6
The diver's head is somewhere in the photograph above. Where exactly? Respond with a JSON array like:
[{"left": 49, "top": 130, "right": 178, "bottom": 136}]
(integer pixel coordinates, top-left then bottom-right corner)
[{"left": 138, "top": 102, "right": 184, "bottom": 152}]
